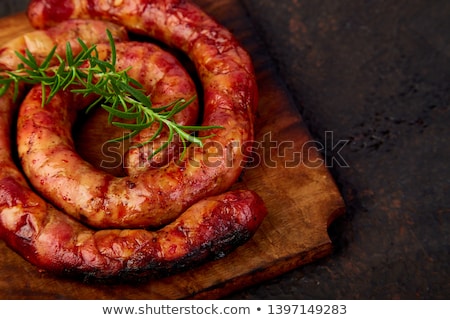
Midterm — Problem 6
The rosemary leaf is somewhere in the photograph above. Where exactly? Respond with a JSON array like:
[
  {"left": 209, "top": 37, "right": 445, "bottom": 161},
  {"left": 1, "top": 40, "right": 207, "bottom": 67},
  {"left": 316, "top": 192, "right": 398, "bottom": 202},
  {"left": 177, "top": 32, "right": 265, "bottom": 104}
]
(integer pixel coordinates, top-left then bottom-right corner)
[
  {"left": 101, "top": 104, "right": 141, "bottom": 120},
  {"left": 0, "top": 30, "right": 222, "bottom": 159}
]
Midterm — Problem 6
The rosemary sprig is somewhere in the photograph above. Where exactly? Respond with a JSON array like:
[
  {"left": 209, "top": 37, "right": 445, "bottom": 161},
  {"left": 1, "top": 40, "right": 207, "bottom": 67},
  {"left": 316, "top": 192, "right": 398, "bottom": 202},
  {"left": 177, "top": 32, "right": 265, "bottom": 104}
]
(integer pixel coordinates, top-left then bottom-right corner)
[{"left": 0, "top": 31, "right": 221, "bottom": 159}]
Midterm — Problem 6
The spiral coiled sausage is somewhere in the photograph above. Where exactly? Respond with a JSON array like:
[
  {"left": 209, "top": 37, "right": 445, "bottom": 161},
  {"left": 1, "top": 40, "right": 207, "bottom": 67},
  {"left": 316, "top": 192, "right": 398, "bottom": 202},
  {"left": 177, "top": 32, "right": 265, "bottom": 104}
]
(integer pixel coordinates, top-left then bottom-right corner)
[{"left": 0, "top": 0, "right": 267, "bottom": 279}]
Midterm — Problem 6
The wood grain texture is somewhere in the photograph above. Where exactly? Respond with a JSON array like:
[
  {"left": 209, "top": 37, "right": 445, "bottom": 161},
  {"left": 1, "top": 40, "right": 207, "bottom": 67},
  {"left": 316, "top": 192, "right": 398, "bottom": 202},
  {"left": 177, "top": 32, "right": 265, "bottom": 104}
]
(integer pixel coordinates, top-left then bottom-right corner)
[{"left": 0, "top": 0, "right": 345, "bottom": 299}]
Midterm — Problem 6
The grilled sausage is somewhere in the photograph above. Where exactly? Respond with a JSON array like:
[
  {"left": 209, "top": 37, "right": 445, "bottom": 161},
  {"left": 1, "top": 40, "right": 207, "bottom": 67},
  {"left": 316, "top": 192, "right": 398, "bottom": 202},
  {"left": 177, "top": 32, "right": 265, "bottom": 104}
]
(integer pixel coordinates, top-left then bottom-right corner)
[{"left": 0, "top": 1, "right": 267, "bottom": 278}]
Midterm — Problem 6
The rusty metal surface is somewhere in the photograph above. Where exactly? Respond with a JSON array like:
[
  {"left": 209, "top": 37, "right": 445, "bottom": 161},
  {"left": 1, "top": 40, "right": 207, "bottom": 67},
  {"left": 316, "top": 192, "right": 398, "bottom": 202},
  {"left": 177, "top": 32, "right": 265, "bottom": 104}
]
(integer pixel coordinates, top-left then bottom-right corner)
[
  {"left": 2, "top": 0, "right": 449, "bottom": 299},
  {"left": 234, "top": 0, "right": 449, "bottom": 299},
  {"left": 0, "top": 1, "right": 27, "bottom": 17}
]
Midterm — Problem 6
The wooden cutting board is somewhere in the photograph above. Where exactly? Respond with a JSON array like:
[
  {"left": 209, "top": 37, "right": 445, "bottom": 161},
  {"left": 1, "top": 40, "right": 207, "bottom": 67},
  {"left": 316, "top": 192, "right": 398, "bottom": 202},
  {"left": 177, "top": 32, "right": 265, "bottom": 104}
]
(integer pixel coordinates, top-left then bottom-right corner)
[{"left": 0, "top": 0, "right": 345, "bottom": 299}]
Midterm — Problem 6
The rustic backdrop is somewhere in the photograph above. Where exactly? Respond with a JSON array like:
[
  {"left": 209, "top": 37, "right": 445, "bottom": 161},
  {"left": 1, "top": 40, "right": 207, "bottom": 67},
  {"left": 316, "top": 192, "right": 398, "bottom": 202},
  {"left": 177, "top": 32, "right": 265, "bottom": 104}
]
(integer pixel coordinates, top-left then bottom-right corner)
[{"left": 1, "top": 0, "right": 448, "bottom": 299}]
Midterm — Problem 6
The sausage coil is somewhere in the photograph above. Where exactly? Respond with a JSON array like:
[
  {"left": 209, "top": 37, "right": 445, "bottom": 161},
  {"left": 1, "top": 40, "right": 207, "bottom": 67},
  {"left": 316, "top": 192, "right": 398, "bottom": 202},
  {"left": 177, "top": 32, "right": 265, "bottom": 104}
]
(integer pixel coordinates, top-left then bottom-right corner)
[{"left": 0, "top": 0, "right": 267, "bottom": 279}]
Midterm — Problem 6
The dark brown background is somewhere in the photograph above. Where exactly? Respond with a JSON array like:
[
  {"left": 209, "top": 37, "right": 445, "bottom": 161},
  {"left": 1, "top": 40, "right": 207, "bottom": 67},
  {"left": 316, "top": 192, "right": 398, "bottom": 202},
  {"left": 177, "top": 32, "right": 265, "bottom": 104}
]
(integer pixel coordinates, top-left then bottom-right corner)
[{"left": 1, "top": 0, "right": 448, "bottom": 299}]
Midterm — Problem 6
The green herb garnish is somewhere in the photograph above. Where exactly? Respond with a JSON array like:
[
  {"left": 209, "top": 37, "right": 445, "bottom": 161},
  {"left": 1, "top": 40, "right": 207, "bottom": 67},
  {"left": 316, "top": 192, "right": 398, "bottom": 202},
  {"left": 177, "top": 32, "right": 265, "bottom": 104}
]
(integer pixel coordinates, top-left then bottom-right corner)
[{"left": 0, "top": 31, "right": 220, "bottom": 159}]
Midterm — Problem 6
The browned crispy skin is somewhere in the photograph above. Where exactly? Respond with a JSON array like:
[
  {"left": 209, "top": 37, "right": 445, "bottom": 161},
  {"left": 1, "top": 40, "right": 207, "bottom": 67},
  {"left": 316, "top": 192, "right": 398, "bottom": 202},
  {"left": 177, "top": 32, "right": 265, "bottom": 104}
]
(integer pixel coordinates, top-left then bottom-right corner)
[
  {"left": 0, "top": 1, "right": 267, "bottom": 278},
  {"left": 0, "top": 169, "right": 266, "bottom": 278}
]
